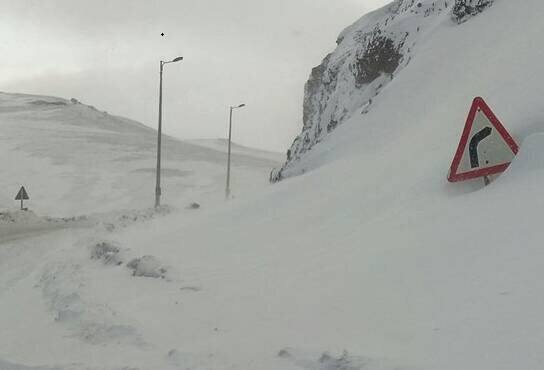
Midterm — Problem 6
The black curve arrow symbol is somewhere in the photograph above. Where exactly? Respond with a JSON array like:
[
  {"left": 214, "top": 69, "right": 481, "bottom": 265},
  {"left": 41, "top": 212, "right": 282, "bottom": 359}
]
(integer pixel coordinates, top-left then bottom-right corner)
[{"left": 469, "top": 127, "right": 492, "bottom": 168}]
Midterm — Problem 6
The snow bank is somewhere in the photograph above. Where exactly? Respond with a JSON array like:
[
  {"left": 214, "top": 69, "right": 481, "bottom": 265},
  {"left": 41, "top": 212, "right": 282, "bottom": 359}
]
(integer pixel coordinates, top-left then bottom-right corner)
[{"left": 0, "top": 210, "right": 43, "bottom": 224}]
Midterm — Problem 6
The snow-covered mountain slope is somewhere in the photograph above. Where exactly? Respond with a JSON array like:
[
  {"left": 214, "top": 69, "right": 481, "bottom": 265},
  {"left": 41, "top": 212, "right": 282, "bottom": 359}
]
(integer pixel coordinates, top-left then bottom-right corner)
[
  {"left": 271, "top": 0, "right": 495, "bottom": 181},
  {"left": 0, "top": 92, "right": 279, "bottom": 216},
  {"left": 3, "top": 1, "right": 544, "bottom": 370}
]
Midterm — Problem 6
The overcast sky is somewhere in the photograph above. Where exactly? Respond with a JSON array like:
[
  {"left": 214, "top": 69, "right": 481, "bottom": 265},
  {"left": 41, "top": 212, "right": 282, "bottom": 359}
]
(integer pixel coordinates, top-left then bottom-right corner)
[{"left": 1, "top": 0, "right": 390, "bottom": 152}]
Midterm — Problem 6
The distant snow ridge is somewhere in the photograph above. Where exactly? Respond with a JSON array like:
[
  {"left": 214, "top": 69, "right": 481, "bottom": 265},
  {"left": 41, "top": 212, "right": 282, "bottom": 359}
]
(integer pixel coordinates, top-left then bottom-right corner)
[{"left": 270, "top": 0, "right": 492, "bottom": 182}]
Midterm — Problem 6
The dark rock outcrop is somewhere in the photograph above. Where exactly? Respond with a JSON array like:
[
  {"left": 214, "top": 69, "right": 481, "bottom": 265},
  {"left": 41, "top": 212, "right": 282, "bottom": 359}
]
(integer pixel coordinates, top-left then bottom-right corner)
[{"left": 452, "top": 0, "right": 493, "bottom": 22}]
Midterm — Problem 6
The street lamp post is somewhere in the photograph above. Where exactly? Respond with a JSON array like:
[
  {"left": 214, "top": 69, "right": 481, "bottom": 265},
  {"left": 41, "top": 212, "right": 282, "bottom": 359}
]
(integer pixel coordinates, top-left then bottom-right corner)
[
  {"left": 225, "top": 103, "right": 246, "bottom": 199},
  {"left": 155, "top": 56, "right": 183, "bottom": 209}
]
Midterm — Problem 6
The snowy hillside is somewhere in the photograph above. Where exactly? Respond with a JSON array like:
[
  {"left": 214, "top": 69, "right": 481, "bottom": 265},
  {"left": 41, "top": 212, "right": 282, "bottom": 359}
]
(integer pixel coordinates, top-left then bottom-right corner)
[
  {"left": 3, "top": 1, "right": 544, "bottom": 370},
  {"left": 0, "top": 92, "right": 279, "bottom": 216},
  {"left": 271, "top": 0, "right": 495, "bottom": 181}
]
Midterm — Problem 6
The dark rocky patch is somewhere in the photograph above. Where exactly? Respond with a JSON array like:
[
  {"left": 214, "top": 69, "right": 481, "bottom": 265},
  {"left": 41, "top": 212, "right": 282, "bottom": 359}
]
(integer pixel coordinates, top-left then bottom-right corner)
[
  {"left": 353, "top": 31, "right": 403, "bottom": 87},
  {"left": 453, "top": 0, "right": 493, "bottom": 22},
  {"left": 90, "top": 241, "right": 122, "bottom": 265}
]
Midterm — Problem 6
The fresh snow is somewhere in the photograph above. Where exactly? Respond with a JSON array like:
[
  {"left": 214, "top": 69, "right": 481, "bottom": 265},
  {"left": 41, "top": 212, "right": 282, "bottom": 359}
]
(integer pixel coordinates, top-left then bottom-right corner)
[{"left": 2, "top": 0, "right": 544, "bottom": 369}]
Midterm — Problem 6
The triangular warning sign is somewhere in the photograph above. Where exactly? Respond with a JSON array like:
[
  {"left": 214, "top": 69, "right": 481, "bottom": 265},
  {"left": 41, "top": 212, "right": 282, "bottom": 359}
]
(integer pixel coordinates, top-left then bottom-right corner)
[
  {"left": 448, "top": 97, "right": 519, "bottom": 182},
  {"left": 15, "top": 186, "right": 30, "bottom": 200}
]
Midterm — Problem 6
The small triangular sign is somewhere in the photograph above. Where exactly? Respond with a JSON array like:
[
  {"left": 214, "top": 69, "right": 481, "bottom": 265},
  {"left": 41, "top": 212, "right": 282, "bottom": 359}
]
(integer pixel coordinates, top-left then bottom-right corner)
[
  {"left": 15, "top": 186, "right": 30, "bottom": 200},
  {"left": 448, "top": 97, "right": 519, "bottom": 182}
]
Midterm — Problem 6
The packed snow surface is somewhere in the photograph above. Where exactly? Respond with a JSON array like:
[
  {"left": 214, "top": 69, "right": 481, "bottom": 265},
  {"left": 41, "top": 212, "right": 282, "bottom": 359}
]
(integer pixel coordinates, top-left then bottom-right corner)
[{"left": 2, "top": 0, "right": 544, "bottom": 369}]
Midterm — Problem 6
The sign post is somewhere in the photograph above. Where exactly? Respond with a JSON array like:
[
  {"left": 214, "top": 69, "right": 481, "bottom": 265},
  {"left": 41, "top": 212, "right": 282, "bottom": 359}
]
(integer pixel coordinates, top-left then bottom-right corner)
[
  {"left": 15, "top": 186, "right": 30, "bottom": 210},
  {"left": 448, "top": 97, "right": 519, "bottom": 184}
]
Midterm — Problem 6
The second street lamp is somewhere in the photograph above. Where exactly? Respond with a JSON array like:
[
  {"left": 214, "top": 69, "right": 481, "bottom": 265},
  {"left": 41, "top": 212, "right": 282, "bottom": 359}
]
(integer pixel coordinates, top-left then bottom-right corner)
[
  {"left": 225, "top": 103, "right": 246, "bottom": 199},
  {"left": 155, "top": 56, "right": 183, "bottom": 209}
]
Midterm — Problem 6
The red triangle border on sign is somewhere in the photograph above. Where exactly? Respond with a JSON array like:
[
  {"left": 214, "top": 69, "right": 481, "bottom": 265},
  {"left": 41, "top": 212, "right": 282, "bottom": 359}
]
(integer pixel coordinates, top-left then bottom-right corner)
[{"left": 447, "top": 97, "right": 519, "bottom": 183}]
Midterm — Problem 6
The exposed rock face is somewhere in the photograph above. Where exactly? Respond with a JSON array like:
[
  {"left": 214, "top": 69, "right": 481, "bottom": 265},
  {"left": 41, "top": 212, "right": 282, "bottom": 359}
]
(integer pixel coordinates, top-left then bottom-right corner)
[
  {"left": 353, "top": 31, "right": 403, "bottom": 87},
  {"left": 453, "top": 0, "right": 493, "bottom": 22},
  {"left": 271, "top": 0, "right": 493, "bottom": 182}
]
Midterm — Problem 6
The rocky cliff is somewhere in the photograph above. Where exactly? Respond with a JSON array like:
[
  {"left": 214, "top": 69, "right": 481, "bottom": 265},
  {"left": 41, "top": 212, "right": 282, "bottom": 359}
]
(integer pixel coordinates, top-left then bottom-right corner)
[{"left": 271, "top": 0, "right": 493, "bottom": 182}]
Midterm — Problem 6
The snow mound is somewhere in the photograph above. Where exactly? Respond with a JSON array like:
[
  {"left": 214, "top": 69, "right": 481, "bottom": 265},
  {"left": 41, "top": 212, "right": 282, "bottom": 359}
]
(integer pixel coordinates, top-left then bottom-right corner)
[
  {"left": 39, "top": 260, "right": 146, "bottom": 346},
  {"left": 0, "top": 210, "right": 43, "bottom": 224},
  {"left": 127, "top": 256, "right": 167, "bottom": 279}
]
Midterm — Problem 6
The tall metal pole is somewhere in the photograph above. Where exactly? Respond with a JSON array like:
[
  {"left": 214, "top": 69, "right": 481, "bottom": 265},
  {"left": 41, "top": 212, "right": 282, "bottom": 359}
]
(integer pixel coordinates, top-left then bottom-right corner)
[
  {"left": 155, "top": 61, "right": 164, "bottom": 208},
  {"left": 226, "top": 106, "right": 233, "bottom": 199},
  {"left": 153, "top": 56, "right": 182, "bottom": 208}
]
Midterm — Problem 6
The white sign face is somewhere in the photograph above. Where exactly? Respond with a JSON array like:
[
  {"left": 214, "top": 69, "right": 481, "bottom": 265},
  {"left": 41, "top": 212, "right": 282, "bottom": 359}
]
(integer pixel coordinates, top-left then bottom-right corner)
[
  {"left": 448, "top": 97, "right": 518, "bottom": 183},
  {"left": 456, "top": 108, "right": 516, "bottom": 174}
]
